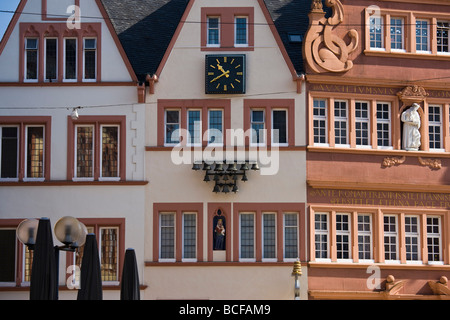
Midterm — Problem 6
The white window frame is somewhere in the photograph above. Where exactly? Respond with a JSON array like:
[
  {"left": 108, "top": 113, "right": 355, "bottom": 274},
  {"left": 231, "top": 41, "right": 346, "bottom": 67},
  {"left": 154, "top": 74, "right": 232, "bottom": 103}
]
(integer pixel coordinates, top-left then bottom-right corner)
[
  {"left": 74, "top": 124, "right": 95, "bottom": 181},
  {"left": 44, "top": 38, "right": 58, "bottom": 82},
  {"left": 271, "top": 109, "right": 288, "bottom": 147},
  {"left": 262, "top": 212, "right": 277, "bottom": 262},
  {"left": 239, "top": 212, "right": 255, "bottom": 262},
  {"left": 64, "top": 37, "right": 78, "bottom": 82},
  {"left": 437, "top": 21, "right": 450, "bottom": 54},
  {"left": 283, "top": 213, "right": 298, "bottom": 262},
  {"left": 405, "top": 215, "right": 421, "bottom": 263},
  {"left": 428, "top": 105, "right": 444, "bottom": 152},
  {"left": 207, "top": 16, "right": 220, "bottom": 47},
  {"left": 207, "top": 109, "right": 223, "bottom": 146},
  {"left": 334, "top": 100, "right": 350, "bottom": 147},
  {"left": 427, "top": 216, "right": 443, "bottom": 265},
  {"left": 369, "top": 16, "right": 384, "bottom": 50},
  {"left": 99, "top": 124, "right": 120, "bottom": 181},
  {"left": 314, "top": 213, "right": 330, "bottom": 261},
  {"left": 24, "top": 125, "right": 45, "bottom": 182},
  {"left": 355, "top": 101, "right": 371, "bottom": 148},
  {"left": 390, "top": 17, "right": 405, "bottom": 52},
  {"left": 0, "top": 125, "right": 20, "bottom": 181},
  {"left": 82, "top": 37, "right": 97, "bottom": 82},
  {"left": 357, "top": 214, "right": 373, "bottom": 262},
  {"left": 336, "top": 213, "right": 352, "bottom": 262},
  {"left": 24, "top": 38, "right": 38, "bottom": 82},
  {"left": 164, "top": 109, "right": 180, "bottom": 146},
  {"left": 182, "top": 212, "right": 197, "bottom": 262},
  {"left": 250, "top": 109, "right": 265, "bottom": 146},
  {"left": 313, "top": 99, "right": 328, "bottom": 146},
  {"left": 234, "top": 16, "right": 248, "bottom": 47},
  {"left": 159, "top": 213, "right": 176, "bottom": 262},
  {"left": 376, "top": 102, "right": 392, "bottom": 149},
  {"left": 416, "top": 19, "right": 431, "bottom": 53},
  {"left": 187, "top": 109, "right": 202, "bottom": 147},
  {"left": 384, "top": 215, "right": 400, "bottom": 263}
]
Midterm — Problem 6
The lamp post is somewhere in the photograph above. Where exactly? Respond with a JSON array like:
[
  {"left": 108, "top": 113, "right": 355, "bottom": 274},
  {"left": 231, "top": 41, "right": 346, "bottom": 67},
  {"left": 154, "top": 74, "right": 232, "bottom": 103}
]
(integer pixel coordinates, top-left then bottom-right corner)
[{"left": 292, "top": 259, "right": 302, "bottom": 300}]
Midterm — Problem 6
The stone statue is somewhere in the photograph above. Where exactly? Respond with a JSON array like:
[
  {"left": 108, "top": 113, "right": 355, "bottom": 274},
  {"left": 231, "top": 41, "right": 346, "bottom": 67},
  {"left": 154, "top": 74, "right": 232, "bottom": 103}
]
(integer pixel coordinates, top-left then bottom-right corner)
[{"left": 401, "top": 103, "right": 421, "bottom": 151}]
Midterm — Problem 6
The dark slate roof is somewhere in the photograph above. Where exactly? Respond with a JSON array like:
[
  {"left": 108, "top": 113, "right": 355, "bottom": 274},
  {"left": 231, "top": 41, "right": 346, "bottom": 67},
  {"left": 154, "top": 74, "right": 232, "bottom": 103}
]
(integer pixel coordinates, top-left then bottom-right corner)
[{"left": 101, "top": 0, "right": 312, "bottom": 83}]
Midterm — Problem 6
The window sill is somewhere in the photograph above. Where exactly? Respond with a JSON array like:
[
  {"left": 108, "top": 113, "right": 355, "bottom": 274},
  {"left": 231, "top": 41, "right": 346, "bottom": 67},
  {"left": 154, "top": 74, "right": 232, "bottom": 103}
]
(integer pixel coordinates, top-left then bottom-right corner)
[
  {"left": 0, "top": 180, "right": 148, "bottom": 186},
  {"left": 308, "top": 145, "right": 450, "bottom": 158},
  {"left": 146, "top": 145, "right": 306, "bottom": 151},
  {"left": 364, "top": 49, "right": 450, "bottom": 61}
]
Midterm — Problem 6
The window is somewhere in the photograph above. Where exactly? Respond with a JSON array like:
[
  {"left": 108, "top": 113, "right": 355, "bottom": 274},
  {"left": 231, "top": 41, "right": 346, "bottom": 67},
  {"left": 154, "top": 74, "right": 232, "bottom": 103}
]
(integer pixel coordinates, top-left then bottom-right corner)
[
  {"left": 251, "top": 110, "right": 265, "bottom": 145},
  {"left": 384, "top": 215, "right": 398, "bottom": 261},
  {"left": 429, "top": 105, "right": 443, "bottom": 150},
  {"left": 355, "top": 101, "right": 370, "bottom": 147},
  {"left": 369, "top": 16, "right": 383, "bottom": 49},
  {"left": 83, "top": 38, "right": 97, "bottom": 81},
  {"left": 416, "top": 19, "right": 429, "bottom": 52},
  {"left": 437, "top": 21, "right": 450, "bottom": 53},
  {"left": 45, "top": 38, "right": 57, "bottom": 81},
  {"left": 336, "top": 213, "right": 351, "bottom": 260},
  {"left": 160, "top": 213, "right": 175, "bottom": 260},
  {"left": 100, "top": 227, "right": 119, "bottom": 281},
  {"left": 75, "top": 125, "right": 94, "bottom": 179},
  {"left": 334, "top": 101, "right": 348, "bottom": 145},
  {"left": 427, "top": 216, "right": 442, "bottom": 262},
  {"left": 25, "top": 38, "right": 38, "bottom": 81},
  {"left": 183, "top": 213, "right": 197, "bottom": 260},
  {"left": 208, "top": 109, "right": 223, "bottom": 145},
  {"left": 207, "top": 17, "right": 220, "bottom": 46},
  {"left": 284, "top": 213, "right": 298, "bottom": 259},
  {"left": 0, "top": 229, "right": 16, "bottom": 283},
  {"left": 25, "top": 126, "right": 45, "bottom": 180},
  {"left": 405, "top": 216, "right": 420, "bottom": 262},
  {"left": 313, "top": 99, "right": 327, "bottom": 145},
  {"left": 188, "top": 110, "right": 201, "bottom": 146},
  {"left": 64, "top": 38, "right": 77, "bottom": 81},
  {"left": 358, "top": 214, "right": 372, "bottom": 260},
  {"left": 165, "top": 110, "right": 180, "bottom": 145},
  {"left": 0, "top": 126, "right": 19, "bottom": 179},
  {"left": 376, "top": 102, "right": 391, "bottom": 148},
  {"left": 101, "top": 126, "right": 119, "bottom": 178},
  {"left": 272, "top": 110, "right": 288, "bottom": 145},
  {"left": 240, "top": 213, "right": 255, "bottom": 260},
  {"left": 262, "top": 213, "right": 276, "bottom": 260},
  {"left": 235, "top": 16, "right": 248, "bottom": 46},
  {"left": 390, "top": 17, "right": 404, "bottom": 50},
  {"left": 314, "top": 213, "right": 329, "bottom": 259}
]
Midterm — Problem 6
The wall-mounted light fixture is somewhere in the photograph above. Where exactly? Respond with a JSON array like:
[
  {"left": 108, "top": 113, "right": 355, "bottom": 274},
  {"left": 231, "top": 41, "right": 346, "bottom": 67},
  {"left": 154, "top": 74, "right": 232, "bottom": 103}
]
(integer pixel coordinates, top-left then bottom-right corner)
[{"left": 192, "top": 161, "right": 259, "bottom": 193}]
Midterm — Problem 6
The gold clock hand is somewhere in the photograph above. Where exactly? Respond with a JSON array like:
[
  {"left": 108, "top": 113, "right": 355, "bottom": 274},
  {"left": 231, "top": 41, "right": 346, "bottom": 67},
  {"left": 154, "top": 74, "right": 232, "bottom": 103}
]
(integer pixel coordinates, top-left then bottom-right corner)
[
  {"left": 210, "top": 70, "right": 230, "bottom": 83},
  {"left": 217, "top": 64, "right": 230, "bottom": 78}
]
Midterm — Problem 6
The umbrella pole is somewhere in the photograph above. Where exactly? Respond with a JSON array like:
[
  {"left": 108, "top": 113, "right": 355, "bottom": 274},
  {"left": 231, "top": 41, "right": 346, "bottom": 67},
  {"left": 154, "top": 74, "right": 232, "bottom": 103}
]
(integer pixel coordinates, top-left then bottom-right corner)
[{"left": 54, "top": 246, "right": 60, "bottom": 300}]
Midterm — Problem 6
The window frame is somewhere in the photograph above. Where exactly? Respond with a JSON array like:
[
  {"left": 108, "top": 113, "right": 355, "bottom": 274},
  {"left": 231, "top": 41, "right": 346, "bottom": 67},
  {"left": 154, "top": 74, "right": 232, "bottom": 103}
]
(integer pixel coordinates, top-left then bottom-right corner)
[
  {"left": 234, "top": 16, "right": 248, "bottom": 47},
  {"left": 428, "top": 104, "right": 444, "bottom": 151},
  {"left": 405, "top": 215, "right": 421, "bottom": 263},
  {"left": 390, "top": 17, "right": 405, "bottom": 52},
  {"left": 24, "top": 125, "right": 45, "bottom": 181},
  {"left": 271, "top": 109, "right": 288, "bottom": 147},
  {"left": 334, "top": 100, "right": 349, "bottom": 147},
  {"left": 369, "top": 15, "right": 384, "bottom": 50},
  {"left": 314, "top": 212, "right": 330, "bottom": 261},
  {"left": 44, "top": 37, "right": 58, "bottom": 82},
  {"left": 24, "top": 37, "right": 39, "bottom": 82},
  {"left": 262, "top": 212, "right": 277, "bottom": 262},
  {"left": 83, "top": 37, "right": 97, "bottom": 82},
  {"left": 357, "top": 214, "right": 373, "bottom": 262},
  {"left": 206, "top": 16, "right": 220, "bottom": 47},
  {"left": 239, "top": 212, "right": 256, "bottom": 262},
  {"left": 355, "top": 101, "right": 371, "bottom": 148},
  {"left": 437, "top": 21, "right": 450, "bottom": 54},
  {"left": 416, "top": 19, "right": 430, "bottom": 53},
  {"left": 376, "top": 102, "right": 392, "bottom": 149},
  {"left": 283, "top": 212, "right": 299, "bottom": 261}
]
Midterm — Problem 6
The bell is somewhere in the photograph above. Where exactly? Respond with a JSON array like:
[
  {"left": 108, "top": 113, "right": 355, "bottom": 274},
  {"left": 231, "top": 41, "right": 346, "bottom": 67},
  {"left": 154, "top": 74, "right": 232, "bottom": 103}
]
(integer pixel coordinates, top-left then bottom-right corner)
[
  {"left": 228, "top": 163, "right": 237, "bottom": 171},
  {"left": 251, "top": 162, "right": 260, "bottom": 171},
  {"left": 232, "top": 174, "right": 238, "bottom": 181},
  {"left": 232, "top": 184, "right": 239, "bottom": 193},
  {"left": 240, "top": 162, "right": 249, "bottom": 171},
  {"left": 213, "top": 184, "right": 220, "bottom": 193},
  {"left": 213, "top": 174, "right": 220, "bottom": 181},
  {"left": 192, "top": 163, "right": 200, "bottom": 170},
  {"left": 215, "top": 163, "right": 224, "bottom": 171},
  {"left": 203, "top": 174, "right": 211, "bottom": 182},
  {"left": 241, "top": 173, "right": 248, "bottom": 182},
  {"left": 202, "top": 162, "right": 211, "bottom": 170},
  {"left": 222, "top": 184, "right": 230, "bottom": 193}
]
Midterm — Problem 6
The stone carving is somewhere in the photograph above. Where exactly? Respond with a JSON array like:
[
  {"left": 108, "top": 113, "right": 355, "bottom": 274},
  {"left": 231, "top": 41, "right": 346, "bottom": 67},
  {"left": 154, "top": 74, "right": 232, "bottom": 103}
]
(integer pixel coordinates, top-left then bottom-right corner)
[
  {"left": 401, "top": 103, "right": 421, "bottom": 151},
  {"left": 382, "top": 156, "right": 406, "bottom": 168},
  {"left": 303, "top": 0, "right": 359, "bottom": 73},
  {"left": 428, "top": 276, "right": 450, "bottom": 295},
  {"left": 418, "top": 157, "right": 442, "bottom": 170},
  {"left": 397, "top": 85, "right": 429, "bottom": 104},
  {"left": 383, "top": 275, "right": 404, "bottom": 297}
]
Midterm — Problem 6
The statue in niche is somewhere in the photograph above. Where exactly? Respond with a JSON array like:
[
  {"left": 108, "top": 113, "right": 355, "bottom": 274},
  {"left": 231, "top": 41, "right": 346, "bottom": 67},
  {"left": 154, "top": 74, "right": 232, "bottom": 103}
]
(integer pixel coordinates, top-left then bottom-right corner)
[
  {"left": 401, "top": 103, "right": 421, "bottom": 151},
  {"left": 213, "top": 209, "right": 226, "bottom": 250}
]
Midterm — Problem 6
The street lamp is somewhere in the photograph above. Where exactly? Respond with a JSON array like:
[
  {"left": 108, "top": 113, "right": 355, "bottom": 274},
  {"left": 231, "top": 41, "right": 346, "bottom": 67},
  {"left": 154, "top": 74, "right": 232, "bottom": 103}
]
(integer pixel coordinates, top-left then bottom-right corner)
[{"left": 292, "top": 259, "right": 302, "bottom": 300}]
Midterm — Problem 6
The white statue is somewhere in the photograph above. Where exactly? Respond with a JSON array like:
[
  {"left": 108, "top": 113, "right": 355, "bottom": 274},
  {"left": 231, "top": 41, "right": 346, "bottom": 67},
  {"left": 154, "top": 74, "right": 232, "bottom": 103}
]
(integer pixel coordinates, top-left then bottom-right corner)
[{"left": 401, "top": 103, "right": 421, "bottom": 151}]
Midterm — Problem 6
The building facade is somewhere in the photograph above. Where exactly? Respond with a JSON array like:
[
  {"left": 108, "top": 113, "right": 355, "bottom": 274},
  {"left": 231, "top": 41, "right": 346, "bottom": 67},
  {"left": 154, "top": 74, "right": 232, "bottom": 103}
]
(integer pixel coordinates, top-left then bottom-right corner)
[
  {"left": 0, "top": 0, "right": 146, "bottom": 299},
  {"left": 304, "top": 0, "right": 450, "bottom": 299}
]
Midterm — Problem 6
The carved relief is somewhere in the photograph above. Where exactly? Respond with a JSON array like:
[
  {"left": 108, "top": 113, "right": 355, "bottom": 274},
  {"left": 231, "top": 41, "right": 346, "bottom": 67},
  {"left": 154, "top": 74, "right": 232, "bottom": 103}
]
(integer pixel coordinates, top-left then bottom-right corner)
[
  {"left": 418, "top": 157, "right": 442, "bottom": 170},
  {"left": 382, "top": 156, "right": 406, "bottom": 168},
  {"left": 397, "top": 85, "right": 429, "bottom": 104},
  {"left": 383, "top": 275, "right": 404, "bottom": 297},
  {"left": 303, "top": 0, "right": 359, "bottom": 73},
  {"left": 428, "top": 276, "right": 450, "bottom": 295}
]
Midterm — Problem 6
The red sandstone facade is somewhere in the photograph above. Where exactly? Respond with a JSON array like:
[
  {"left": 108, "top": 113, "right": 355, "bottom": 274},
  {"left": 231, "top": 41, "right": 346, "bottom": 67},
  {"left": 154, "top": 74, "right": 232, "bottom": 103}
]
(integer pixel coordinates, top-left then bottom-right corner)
[{"left": 304, "top": 0, "right": 450, "bottom": 299}]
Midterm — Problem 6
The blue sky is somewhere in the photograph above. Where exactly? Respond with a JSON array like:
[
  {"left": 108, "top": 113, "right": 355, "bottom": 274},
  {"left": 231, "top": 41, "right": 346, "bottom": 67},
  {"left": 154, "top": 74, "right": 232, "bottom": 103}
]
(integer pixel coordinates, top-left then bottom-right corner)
[{"left": 0, "top": 0, "right": 21, "bottom": 42}]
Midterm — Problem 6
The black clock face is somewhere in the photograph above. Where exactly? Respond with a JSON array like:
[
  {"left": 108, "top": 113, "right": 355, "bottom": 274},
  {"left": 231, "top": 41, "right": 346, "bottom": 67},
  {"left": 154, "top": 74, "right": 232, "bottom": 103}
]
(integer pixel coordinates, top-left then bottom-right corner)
[{"left": 205, "top": 54, "right": 245, "bottom": 94}]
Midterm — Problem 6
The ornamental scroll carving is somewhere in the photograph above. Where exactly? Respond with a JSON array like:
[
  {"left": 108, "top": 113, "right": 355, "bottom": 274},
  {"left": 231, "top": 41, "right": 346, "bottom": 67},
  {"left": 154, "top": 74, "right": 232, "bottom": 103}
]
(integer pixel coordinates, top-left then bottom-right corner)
[{"left": 303, "top": 0, "right": 359, "bottom": 73}]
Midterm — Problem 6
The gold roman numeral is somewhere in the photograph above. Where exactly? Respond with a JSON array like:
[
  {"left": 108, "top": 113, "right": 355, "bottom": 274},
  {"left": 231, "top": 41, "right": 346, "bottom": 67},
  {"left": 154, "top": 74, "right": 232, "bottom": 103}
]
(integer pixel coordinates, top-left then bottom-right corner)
[
  {"left": 235, "top": 65, "right": 241, "bottom": 69},
  {"left": 210, "top": 65, "right": 215, "bottom": 69},
  {"left": 224, "top": 85, "right": 227, "bottom": 91},
  {"left": 236, "top": 72, "right": 243, "bottom": 75},
  {"left": 208, "top": 72, "right": 214, "bottom": 75},
  {"left": 230, "top": 83, "right": 235, "bottom": 89}
]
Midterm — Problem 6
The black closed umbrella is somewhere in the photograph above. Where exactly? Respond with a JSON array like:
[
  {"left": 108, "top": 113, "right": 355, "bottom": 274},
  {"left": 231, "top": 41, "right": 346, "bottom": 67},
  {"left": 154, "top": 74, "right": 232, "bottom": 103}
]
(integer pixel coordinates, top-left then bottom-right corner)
[
  {"left": 30, "top": 218, "right": 58, "bottom": 300},
  {"left": 120, "top": 248, "right": 140, "bottom": 300},
  {"left": 77, "top": 234, "right": 103, "bottom": 300}
]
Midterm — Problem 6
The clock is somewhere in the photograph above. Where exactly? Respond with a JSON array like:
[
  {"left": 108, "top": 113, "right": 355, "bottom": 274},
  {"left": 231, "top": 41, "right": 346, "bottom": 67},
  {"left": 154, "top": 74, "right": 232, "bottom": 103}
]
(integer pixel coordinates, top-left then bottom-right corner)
[{"left": 205, "top": 54, "right": 246, "bottom": 94}]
